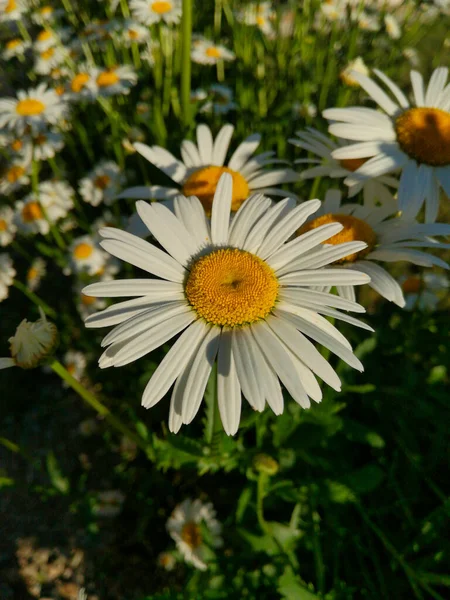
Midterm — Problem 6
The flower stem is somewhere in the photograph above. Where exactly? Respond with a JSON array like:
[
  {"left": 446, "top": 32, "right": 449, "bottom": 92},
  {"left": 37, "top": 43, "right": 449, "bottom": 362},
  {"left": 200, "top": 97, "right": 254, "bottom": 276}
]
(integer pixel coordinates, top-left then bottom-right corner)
[
  {"left": 13, "top": 280, "right": 57, "bottom": 319},
  {"left": 181, "top": 0, "right": 193, "bottom": 127},
  {"left": 49, "top": 359, "right": 154, "bottom": 459}
]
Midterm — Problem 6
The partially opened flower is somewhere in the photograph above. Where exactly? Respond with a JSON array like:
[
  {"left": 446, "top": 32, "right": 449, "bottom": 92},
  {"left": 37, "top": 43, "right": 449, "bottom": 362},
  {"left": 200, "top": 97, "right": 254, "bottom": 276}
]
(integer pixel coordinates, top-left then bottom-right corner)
[
  {"left": 298, "top": 190, "right": 450, "bottom": 307},
  {"left": 323, "top": 67, "right": 450, "bottom": 222},
  {"left": 118, "top": 123, "right": 300, "bottom": 215},
  {"left": 166, "top": 498, "right": 223, "bottom": 571},
  {"left": 84, "top": 175, "right": 371, "bottom": 435}
]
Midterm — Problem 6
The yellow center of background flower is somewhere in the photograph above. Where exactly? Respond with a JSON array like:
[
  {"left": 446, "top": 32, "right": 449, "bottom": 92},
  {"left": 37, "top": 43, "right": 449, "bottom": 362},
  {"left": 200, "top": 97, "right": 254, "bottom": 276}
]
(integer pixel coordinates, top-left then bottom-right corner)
[
  {"left": 94, "top": 174, "right": 111, "bottom": 189},
  {"left": 7, "top": 39, "right": 21, "bottom": 50},
  {"left": 395, "top": 107, "right": 450, "bottom": 167},
  {"left": 27, "top": 267, "right": 39, "bottom": 280},
  {"left": 185, "top": 248, "right": 279, "bottom": 327},
  {"left": 74, "top": 243, "right": 94, "bottom": 259},
  {"left": 81, "top": 293, "right": 96, "bottom": 305},
  {"left": 37, "top": 30, "right": 52, "bottom": 41},
  {"left": 0, "top": 219, "right": 7, "bottom": 231},
  {"left": 298, "top": 213, "right": 377, "bottom": 263},
  {"left": 11, "top": 139, "right": 22, "bottom": 151},
  {"left": 182, "top": 166, "right": 249, "bottom": 214},
  {"left": 339, "top": 157, "right": 369, "bottom": 172},
  {"left": 66, "top": 363, "right": 76, "bottom": 374},
  {"left": 402, "top": 276, "right": 423, "bottom": 294},
  {"left": 181, "top": 522, "right": 202, "bottom": 549},
  {"left": 22, "top": 202, "right": 43, "bottom": 222},
  {"left": 6, "top": 0, "right": 16, "bottom": 12},
  {"left": 7, "top": 165, "right": 25, "bottom": 183},
  {"left": 96, "top": 70, "right": 120, "bottom": 87},
  {"left": 128, "top": 29, "right": 139, "bottom": 39},
  {"left": 16, "top": 99, "right": 46, "bottom": 117},
  {"left": 41, "top": 48, "right": 54, "bottom": 60},
  {"left": 152, "top": 1, "right": 172, "bottom": 14},
  {"left": 71, "top": 73, "right": 90, "bottom": 92},
  {"left": 41, "top": 6, "right": 52, "bottom": 15},
  {"left": 206, "top": 47, "right": 221, "bottom": 58}
]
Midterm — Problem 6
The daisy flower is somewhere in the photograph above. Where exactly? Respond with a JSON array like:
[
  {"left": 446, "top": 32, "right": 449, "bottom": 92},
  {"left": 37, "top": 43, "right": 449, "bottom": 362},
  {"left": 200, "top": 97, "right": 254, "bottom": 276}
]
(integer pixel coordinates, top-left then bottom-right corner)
[
  {"left": 401, "top": 272, "right": 449, "bottom": 311},
  {"left": 292, "top": 102, "right": 318, "bottom": 119},
  {"left": 0, "top": 308, "right": 58, "bottom": 370},
  {"left": 34, "top": 46, "right": 69, "bottom": 76},
  {"left": 14, "top": 196, "right": 50, "bottom": 235},
  {"left": 289, "top": 128, "right": 398, "bottom": 208},
  {"left": 0, "top": 160, "right": 30, "bottom": 195},
  {"left": 19, "top": 129, "right": 65, "bottom": 162},
  {"left": 384, "top": 14, "right": 401, "bottom": 39},
  {"left": 84, "top": 175, "right": 370, "bottom": 435},
  {"left": 120, "top": 20, "right": 151, "bottom": 46},
  {"left": 93, "top": 65, "right": 137, "bottom": 97},
  {"left": 0, "top": 0, "right": 27, "bottom": 23},
  {"left": 34, "top": 27, "right": 72, "bottom": 52},
  {"left": 65, "top": 235, "right": 107, "bottom": 276},
  {"left": 323, "top": 67, "right": 450, "bottom": 222},
  {"left": 237, "top": 2, "right": 276, "bottom": 38},
  {"left": 79, "top": 161, "right": 126, "bottom": 207},
  {"left": 191, "top": 39, "right": 235, "bottom": 65},
  {"left": 200, "top": 85, "right": 237, "bottom": 115},
  {"left": 166, "top": 498, "right": 223, "bottom": 571},
  {"left": 157, "top": 552, "right": 176, "bottom": 571},
  {"left": 340, "top": 57, "right": 369, "bottom": 87},
  {"left": 0, "top": 83, "right": 68, "bottom": 135},
  {"left": 32, "top": 5, "right": 65, "bottom": 24},
  {"left": 0, "top": 206, "right": 17, "bottom": 247},
  {"left": 3, "top": 37, "right": 31, "bottom": 60},
  {"left": 118, "top": 123, "right": 300, "bottom": 214},
  {"left": 0, "top": 253, "right": 16, "bottom": 302},
  {"left": 130, "top": 0, "right": 182, "bottom": 25},
  {"left": 298, "top": 189, "right": 450, "bottom": 307},
  {"left": 65, "top": 67, "right": 98, "bottom": 102},
  {"left": 26, "top": 257, "right": 46, "bottom": 291},
  {"left": 38, "top": 180, "right": 75, "bottom": 221}
]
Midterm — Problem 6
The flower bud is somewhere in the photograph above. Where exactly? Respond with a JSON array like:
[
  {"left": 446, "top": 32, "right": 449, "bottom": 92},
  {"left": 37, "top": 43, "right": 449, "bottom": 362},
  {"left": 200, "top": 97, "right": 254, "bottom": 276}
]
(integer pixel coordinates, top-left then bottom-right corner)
[{"left": 252, "top": 453, "right": 279, "bottom": 476}]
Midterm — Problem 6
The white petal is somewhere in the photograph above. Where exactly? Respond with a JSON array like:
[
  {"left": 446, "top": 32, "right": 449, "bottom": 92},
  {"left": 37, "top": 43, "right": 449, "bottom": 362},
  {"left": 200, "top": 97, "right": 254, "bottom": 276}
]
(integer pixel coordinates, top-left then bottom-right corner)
[
  {"left": 279, "top": 268, "right": 370, "bottom": 286},
  {"left": 210, "top": 173, "right": 233, "bottom": 244},
  {"left": 180, "top": 140, "right": 202, "bottom": 168},
  {"left": 245, "top": 330, "right": 284, "bottom": 415},
  {"left": 410, "top": 70, "right": 425, "bottom": 106},
  {"left": 374, "top": 69, "right": 410, "bottom": 108},
  {"left": 228, "top": 133, "right": 261, "bottom": 172},
  {"left": 248, "top": 168, "right": 300, "bottom": 188},
  {"left": 82, "top": 279, "right": 181, "bottom": 298},
  {"left": 232, "top": 328, "right": 265, "bottom": 412},
  {"left": 134, "top": 142, "right": 187, "bottom": 184},
  {"left": 279, "top": 300, "right": 374, "bottom": 332},
  {"left": 351, "top": 71, "right": 400, "bottom": 115},
  {"left": 85, "top": 296, "right": 177, "bottom": 328},
  {"left": 115, "top": 186, "right": 178, "bottom": 200},
  {"left": 332, "top": 142, "right": 387, "bottom": 159},
  {"left": 243, "top": 197, "right": 296, "bottom": 254},
  {"left": 212, "top": 124, "right": 234, "bottom": 166},
  {"left": 424, "top": 174, "right": 440, "bottom": 224},
  {"left": 228, "top": 193, "right": 272, "bottom": 248},
  {"left": 352, "top": 261, "right": 405, "bottom": 307},
  {"left": 196, "top": 124, "right": 214, "bottom": 164},
  {"left": 281, "top": 242, "right": 367, "bottom": 272},
  {"left": 329, "top": 124, "right": 395, "bottom": 142},
  {"left": 280, "top": 288, "right": 365, "bottom": 312},
  {"left": 217, "top": 330, "right": 242, "bottom": 436},
  {"left": 336, "top": 285, "right": 357, "bottom": 303},
  {"left": 425, "top": 67, "right": 448, "bottom": 107},
  {"left": 174, "top": 195, "right": 211, "bottom": 247},
  {"left": 0, "top": 358, "right": 15, "bottom": 369}
]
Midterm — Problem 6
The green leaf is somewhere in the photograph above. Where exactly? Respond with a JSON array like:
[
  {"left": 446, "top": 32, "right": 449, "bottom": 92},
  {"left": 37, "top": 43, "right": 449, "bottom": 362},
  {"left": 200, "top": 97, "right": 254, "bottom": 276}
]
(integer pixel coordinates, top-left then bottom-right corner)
[
  {"left": 278, "top": 566, "right": 320, "bottom": 600},
  {"left": 343, "top": 383, "right": 376, "bottom": 394},
  {"left": 236, "top": 486, "right": 252, "bottom": 524},
  {"left": 0, "top": 476, "right": 14, "bottom": 489},
  {"left": 238, "top": 528, "right": 279, "bottom": 554},
  {"left": 354, "top": 336, "right": 377, "bottom": 359},
  {"left": 343, "top": 418, "right": 385, "bottom": 448},
  {"left": 46, "top": 452, "right": 70, "bottom": 494},
  {"left": 267, "top": 521, "right": 302, "bottom": 551},
  {"left": 322, "top": 480, "right": 356, "bottom": 504},
  {"left": 342, "top": 464, "right": 385, "bottom": 495}
]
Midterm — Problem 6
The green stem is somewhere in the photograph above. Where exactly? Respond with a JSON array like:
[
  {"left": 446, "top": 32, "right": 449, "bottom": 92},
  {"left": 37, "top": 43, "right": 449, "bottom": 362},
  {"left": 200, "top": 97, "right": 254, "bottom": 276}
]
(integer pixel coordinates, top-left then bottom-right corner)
[
  {"left": 13, "top": 280, "right": 57, "bottom": 319},
  {"left": 181, "top": 0, "right": 193, "bottom": 127},
  {"left": 256, "top": 472, "right": 269, "bottom": 534},
  {"left": 50, "top": 360, "right": 154, "bottom": 459}
]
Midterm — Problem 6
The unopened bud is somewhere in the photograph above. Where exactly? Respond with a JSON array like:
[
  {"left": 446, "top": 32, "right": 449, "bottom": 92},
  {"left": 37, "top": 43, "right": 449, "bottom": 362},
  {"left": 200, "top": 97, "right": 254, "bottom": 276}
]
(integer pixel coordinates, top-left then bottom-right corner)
[{"left": 253, "top": 453, "right": 279, "bottom": 476}]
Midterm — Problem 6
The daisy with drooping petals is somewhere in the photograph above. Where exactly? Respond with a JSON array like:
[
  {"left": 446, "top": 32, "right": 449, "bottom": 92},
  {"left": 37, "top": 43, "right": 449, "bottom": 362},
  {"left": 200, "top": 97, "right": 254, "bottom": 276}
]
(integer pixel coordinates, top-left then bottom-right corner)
[
  {"left": 26, "top": 257, "right": 47, "bottom": 291},
  {"left": 0, "top": 160, "right": 30, "bottom": 195},
  {"left": 0, "top": 0, "right": 27, "bottom": 23},
  {"left": 130, "top": 0, "right": 181, "bottom": 25},
  {"left": 0, "top": 253, "right": 16, "bottom": 302},
  {"left": 323, "top": 67, "right": 450, "bottom": 222},
  {"left": 3, "top": 37, "right": 31, "bottom": 60},
  {"left": 298, "top": 190, "right": 450, "bottom": 307},
  {"left": 0, "top": 206, "right": 17, "bottom": 247},
  {"left": 93, "top": 65, "right": 137, "bottom": 97},
  {"left": 0, "top": 83, "right": 68, "bottom": 135},
  {"left": 65, "top": 235, "right": 107, "bottom": 276},
  {"left": 118, "top": 123, "right": 300, "bottom": 214},
  {"left": 191, "top": 39, "right": 235, "bottom": 65},
  {"left": 290, "top": 128, "right": 398, "bottom": 208},
  {"left": 120, "top": 20, "right": 151, "bottom": 46},
  {"left": 79, "top": 161, "right": 126, "bottom": 207},
  {"left": 84, "top": 175, "right": 371, "bottom": 435},
  {"left": 166, "top": 498, "right": 223, "bottom": 571}
]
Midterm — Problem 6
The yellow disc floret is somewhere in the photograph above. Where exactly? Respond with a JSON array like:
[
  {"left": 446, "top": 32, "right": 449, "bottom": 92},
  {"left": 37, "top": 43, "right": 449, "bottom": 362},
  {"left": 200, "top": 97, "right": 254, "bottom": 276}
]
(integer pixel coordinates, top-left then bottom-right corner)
[
  {"left": 185, "top": 248, "right": 279, "bottom": 327},
  {"left": 16, "top": 99, "right": 46, "bottom": 117},
  {"left": 152, "top": 1, "right": 172, "bottom": 14},
  {"left": 21, "top": 202, "right": 43, "bottom": 222},
  {"left": 206, "top": 46, "right": 221, "bottom": 58},
  {"left": 395, "top": 107, "right": 450, "bottom": 167},
  {"left": 182, "top": 166, "right": 249, "bottom": 214},
  {"left": 74, "top": 243, "right": 94, "bottom": 259},
  {"left": 96, "top": 70, "right": 120, "bottom": 87},
  {"left": 71, "top": 73, "right": 90, "bottom": 92},
  {"left": 181, "top": 522, "right": 202, "bottom": 549},
  {"left": 298, "top": 213, "right": 377, "bottom": 263}
]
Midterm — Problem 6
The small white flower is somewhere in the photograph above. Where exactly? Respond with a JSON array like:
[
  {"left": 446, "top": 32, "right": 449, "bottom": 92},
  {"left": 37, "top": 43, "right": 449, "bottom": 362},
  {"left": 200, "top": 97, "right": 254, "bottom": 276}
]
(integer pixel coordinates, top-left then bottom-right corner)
[
  {"left": 130, "top": 0, "right": 182, "bottom": 26},
  {"left": 0, "top": 160, "right": 30, "bottom": 195},
  {"left": 32, "top": 5, "right": 65, "bottom": 24},
  {"left": 384, "top": 14, "right": 401, "bottom": 39},
  {"left": 200, "top": 85, "right": 237, "bottom": 115},
  {"left": 0, "top": 0, "right": 27, "bottom": 23},
  {"left": 34, "top": 45, "right": 69, "bottom": 75},
  {"left": 292, "top": 102, "right": 317, "bottom": 119},
  {"left": 167, "top": 498, "right": 223, "bottom": 570},
  {"left": 355, "top": 11, "right": 380, "bottom": 32},
  {"left": 79, "top": 161, "right": 126, "bottom": 207},
  {"left": 0, "top": 206, "right": 17, "bottom": 247},
  {"left": 66, "top": 235, "right": 107, "bottom": 276},
  {"left": 0, "top": 253, "right": 16, "bottom": 302},
  {"left": 38, "top": 180, "right": 75, "bottom": 221},
  {"left": 191, "top": 39, "right": 235, "bottom": 65},
  {"left": 2, "top": 37, "right": 31, "bottom": 60},
  {"left": 340, "top": 57, "right": 370, "bottom": 87},
  {"left": 92, "top": 65, "right": 137, "bottom": 97},
  {"left": 14, "top": 196, "right": 49, "bottom": 235},
  {"left": 157, "top": 552, "right": 176, "bottom": 571},
  {"left": 120, "top": 20, "right": 151, "bottom": 46},
  {"left": 92, "top": 490, "right": 126, "bottom": 518},
  {"left": 26, "top": 257, "right": 47, "bottom": 291},
  {"left": 0, "top": 308, "right": 58, "bottom": 370}
]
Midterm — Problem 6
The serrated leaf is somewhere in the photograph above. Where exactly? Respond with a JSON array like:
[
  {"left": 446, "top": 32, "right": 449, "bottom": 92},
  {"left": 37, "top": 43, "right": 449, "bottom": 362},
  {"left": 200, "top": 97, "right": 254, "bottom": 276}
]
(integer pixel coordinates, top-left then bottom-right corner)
[
  {"left": 46, "top": 451, "right": 70, "bottom": 494},
  {"left": 278, "top": 566, "right": 320, "bottom": 600}
]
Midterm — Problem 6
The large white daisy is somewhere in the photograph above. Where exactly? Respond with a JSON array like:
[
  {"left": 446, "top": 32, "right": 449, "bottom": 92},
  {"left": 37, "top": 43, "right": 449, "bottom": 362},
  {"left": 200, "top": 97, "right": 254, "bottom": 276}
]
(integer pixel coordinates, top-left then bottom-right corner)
[
  {"left": 298, "top": 190, "right": 450, "bottom": 307},
  {"left": 323, "top": 67, "right": 450, "bottom": 222},
  {"left": 130, "top": 0, "right": 182, "bottom": 25},
  {"left": 289, "top": 127, "right": 398, "bottom": 208},
  {"left": 84, "top": 174, "right": 371, "bottom": 436},
  {"left": 117, "top": 124, "right": 300, "bottom": 214}
]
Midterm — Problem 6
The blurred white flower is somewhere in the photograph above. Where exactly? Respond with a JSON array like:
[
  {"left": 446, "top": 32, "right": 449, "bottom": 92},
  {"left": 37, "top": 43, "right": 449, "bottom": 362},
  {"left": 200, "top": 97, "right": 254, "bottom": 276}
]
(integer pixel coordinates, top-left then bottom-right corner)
[{"left": 0, "top": 253, "right": 16, "bottom": 303}]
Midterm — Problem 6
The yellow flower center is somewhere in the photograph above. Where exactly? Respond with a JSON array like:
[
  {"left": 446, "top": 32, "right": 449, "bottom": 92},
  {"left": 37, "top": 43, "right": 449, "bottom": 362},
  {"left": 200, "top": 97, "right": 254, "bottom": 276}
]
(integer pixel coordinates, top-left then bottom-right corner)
[
  {"left": 0, "top": 219, "right": 7, "bottom": 231},
  {"left": 395, "top": 107, "right": 450, "bottom": 167},
  {"left": 256, "top": 16, "right": 266, "bottom": 26},
  {"left": 182, "top": 166, "right": 249, "bottom": 214},
  {"left": 7, "top": 165, "right": 25, "bottom": 183},
  {"left": 81, "top": 293, "right": 96, "bottom": 305},
  {"left": 41, "top": 6, "right": 53, "bottom": 16},
  {"left": 55, "top": 85, "right": 65, "bottom": 96},
  {"left": 181, "top": 522, "right": 202, "bottom": 549},
  {"left": 16, "top": 99, "right": 46, "bottom": 117},
  {"left": 96, "top": 70, "right": 120, "bottom": 87},
  {"left": 6, "top": 0, "right": 16, "bottom": 12},
  {"left": 22, "top": 202, "right": 43, "bottom": 222},
  {"left": 6, "top": 38, "right": 21, "bottom": 50},
  {"left": 128, "top": 29, "right": 139, "bottom": 39},
  {"left": 66, "top": 363, "right": 76, "bottom": 374},
  {"left": 185, "top": 248, "right": 279, "bottom": 327},
  {"left": 11, "top": 139, "right": 23, "bottom": 151},
  {"left": 339, "top": 157, "right": 369, "bottom": 172},
  {"left": 151, "top": 1, "right": 172, "bottom": 14},
  {"left": 37, "top": 29, "right": 52, "bottom": 41},
  {"left": 298, "top": 213, "right": 377, "bottom": 263},
  {"left": 402, "top": 276, "right": 422, "bottom": 294},
  {"left": 40, "top": 48, "right": 54, "bottom": 60},
  {"left": 74, "top": 242, "right": 94, "bottom": 259},
  {"left": 27, "top": 266, "right": 39, "bottom": 280},
  {"left": 34, "top": 134, "right": 47, "bottom": 145},
  {"left": 71, "top": 73, "right": 90, "bottom": 92},
  {"left": 206, "top": 46, "right": 221, "bottom": 58},
  {"left": 94, "top": 174, "right": 111, "bottom": 189}
]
